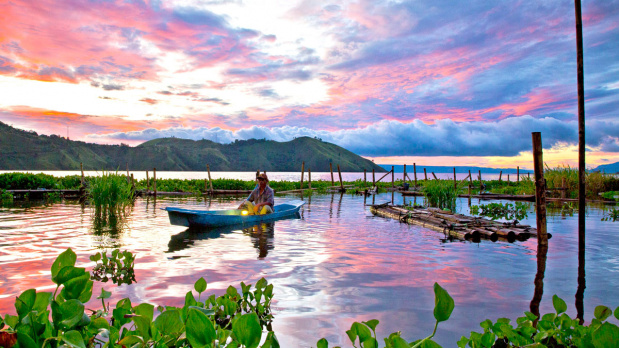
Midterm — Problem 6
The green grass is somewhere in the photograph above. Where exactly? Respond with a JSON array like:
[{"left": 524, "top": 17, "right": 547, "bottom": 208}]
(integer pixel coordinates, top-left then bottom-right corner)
[{"left": 87, "top": 172, "right": 134, "bottom": 226}]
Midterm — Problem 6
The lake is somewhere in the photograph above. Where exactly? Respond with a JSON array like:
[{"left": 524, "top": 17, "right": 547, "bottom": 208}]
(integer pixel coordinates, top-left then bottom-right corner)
[{"left": 1, "top": 193, "right": 618, "bottom": 347}]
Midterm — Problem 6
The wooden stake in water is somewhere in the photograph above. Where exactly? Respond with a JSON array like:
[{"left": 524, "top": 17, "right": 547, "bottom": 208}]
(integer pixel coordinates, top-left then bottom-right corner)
[
  {"left": 372, "top": 169, "right": 375, "bottom": 186},
  {"left": 517, "top": 166, "right": 520, "bottom": 183},
  {"left": 153, "top": 168, "right": 157, "bottom": 197},
  {"left": 403, "top": 164, "right": 407, "bottom": 183},
  {"left": 146, "top": 171, "right": 150, "bottom": 191},
  {"left": 499, "top": 171, "right": 502, "bottom": 182},
  {"left": 207, "top": 164, "right": 214, "bottom": 193},
  {"left": 308, "top": 169, "right": 312, "bottom": 190},
  {"left": 364, "top": 169, "right": 367, "bottom": 183},
  {"left": 392, "top": 166, "right": 394, "bottom": 188},
  {"left": 432, "top": 172, "right": 438, "bottom": 180},
  {"left": 413, "top": 163, "right": 418, "bottom": 186},
  {"left": 468, "top": 170, "right": 472, "bottom": 196},
  {"left": 337, "top": 164, "right": 344, "bottom": 191},
  {"left": 330, "top": 162, "right": 334, "bottom": 186},
  {"left": 532, "top": 132, "right": 547, "bottom": 240},
  {"left": 300, "top": 162, "right": 305, "bottom": 190},
  {"left": 479, "top": 170, "right": 483, "bottom": 193},
  {"left": 126, "top": 163, "right": 130, "bottom": 183},
  {"left": 424, "top": 168, "right": 427, "bottom": 181},
  {"left": 453, "top": 167, "right": 457, "bottom": 190},
  {"left": 80, "top": 162, "right": 84, "bottom": 186}
]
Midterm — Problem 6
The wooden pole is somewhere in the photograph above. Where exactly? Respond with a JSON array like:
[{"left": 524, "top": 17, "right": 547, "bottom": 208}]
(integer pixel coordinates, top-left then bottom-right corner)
[
  {"left": 300, "top": 162, "right": 305, "bottom": 190},
  {"left": 478, "top": 170, "right": 483, "bottom": 193},
  {"left": 80, "top": 162, "right": 84, "bottom": 186},
  {"left": 337, "top": 164, "right": 344, "bottom": 191},
  {"left": 575, "top": 0, "right": 586, "bottom": 324},
  {"left": 508, "top": 174, "right": 510, "bottom": 182},
  {"left": 453, "top": 167, "right": 457, "bottom": 190},
  {"left": 330, "top": 162, "right": 334, "bottom": 186},
  {"left": 126, "top": 163, "right": 130, "bottom": 183},
  {"left": 205, "top": 179, "right": 208, "bottom": 193},
  {"left": 561, "top": 177, "right": 567, "bottom": 199},
  {"left": 392, "top": 166, "right": 395, "bottom": 188},
  {"left": 146, "top": 170, "right": 150, "bottom": 191},
  {"left": 532, "top": 132, "right": 547, "bottom": 237},
  {"left": 403, "top": 164, "right": 407, "bottom": 185},
  {"left": 498, "top": 171, "right": 502, "bottom": 182},
  {"left": 308, "top": 169, "right": 312, "bottom": 190},
  {"left": 517, "top": 166, "right": 520, "bottom": 183},
  {"left": 153, "top": 168, "right": 157, "bottom": 197},
  {"left": 424, "top": 168, "right": 427, "bottom": 181},
  {"left": 468, "top": 170, "right": 472, "bottom": 196},
  {"left": 364, "top": 169, "right": 367, "bottom": 183},
  {"left": 207, "top": 164, "right": 213, "bottom": 193},
  {"left": 431, "top": 172, "right": 438, "bottom": 180},
  {"left": 528, "top": 172, "right": 531, "bottom": 180},
  {"left": 372, "top": 169, "right": 375, "bottom": 186},
  {"left": 131, "top": 173, "right": 134, "bottom": 188},
  {"left": 413, "top": 163, "right": 417, "bottom": 186}
]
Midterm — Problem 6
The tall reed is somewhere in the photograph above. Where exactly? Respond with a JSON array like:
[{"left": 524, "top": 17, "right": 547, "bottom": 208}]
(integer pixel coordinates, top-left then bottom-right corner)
[
  {"left": 422, "top": 180, "right": 458, "bottom": 211},
  {"left": 87, "top": 172, "right": 134, "bottom": 224}
]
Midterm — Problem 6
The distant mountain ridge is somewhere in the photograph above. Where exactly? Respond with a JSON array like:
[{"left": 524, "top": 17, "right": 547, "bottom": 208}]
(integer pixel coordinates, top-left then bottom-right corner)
[
  {"left": 594, "top": 161, "right": 619, "bottom": 173},
  {"left": 0, "top": 122, "right": 385, "bottom": 172},
  {"left": 380, "top": 165, "right": 532, "bottom": 174}
]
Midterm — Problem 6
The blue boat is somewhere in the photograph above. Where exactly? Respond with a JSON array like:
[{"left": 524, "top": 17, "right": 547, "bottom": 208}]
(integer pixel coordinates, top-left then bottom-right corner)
[{"left": 165, "top": 200, "right": 305, "bottom": 228}]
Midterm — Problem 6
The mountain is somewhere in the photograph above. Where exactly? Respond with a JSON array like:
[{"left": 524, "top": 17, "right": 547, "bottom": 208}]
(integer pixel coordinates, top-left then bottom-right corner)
[
  {"left": 380, "top": 165, "right": 532, "bottom": 174},
  {"left": 594, "top": 161, "right": 619, "bottom": 173},
  {"left": 0, "top": 121, "right": 385, "bottom": 172}
]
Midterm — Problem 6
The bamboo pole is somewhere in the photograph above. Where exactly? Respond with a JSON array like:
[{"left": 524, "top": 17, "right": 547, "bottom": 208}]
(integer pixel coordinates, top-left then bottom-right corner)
[
  {"left": 308, "top": 169, "right": 312, "bottom": 190},
  {"left": 468, "top": 170, "right": 473, "bottom": 196},
  {"left": 330, "top": 162, "right": 334, "bottom": 186},
  {"left": 403, "top": 164, "right": 407, "bottom": 185},
  {"left": 432, "top": 172, "right": 438, "bottom": 180},
  {"left": 453, "top": 167, "right": 457, "bottom": 190},
  {"left": 376, "top": 169, "right": 392, "bottom": 183},
  {"left": 300, "top": 162, "right": 305, "bottom": 190},
  {"left": 80, "top": 163, "right": 84, "bottom": 186},
  {"left": 479, "top": 170, "right": 483, "bottom": 193},
  {"left": 392, "top": 166, "right": 395, "bottom": 188},
  {"left": 372, "top": 168, "right": 375, "bottom": 186},
  {"left": 532, "top": 132, "right": 548, "bottom": 240},
  {"left": 207, "top": 164, "right": 213, "bottom": 193},
  {"left": 499, "top": 171, "right": 502, "bottom": 182},
  {"left": 153, "top": 167, "right": 157, "bottom": 197},
  {"left": 413, "top": 163, "right": 417, "bottom": 186},
  {"left": 424, "top": 168, "right": 427, "bottom": 181},
  {"left": 517, "top": 166, "right": 520, "bottom": 183},
  {"left": 337, "top": 164, "right": 344, "bottom": 191},
  {"left": 146, "top": 170, "right": 150, "bottom": 191},
  {"left": 364, "top": 169, "right": 367, "bottom": 183}
]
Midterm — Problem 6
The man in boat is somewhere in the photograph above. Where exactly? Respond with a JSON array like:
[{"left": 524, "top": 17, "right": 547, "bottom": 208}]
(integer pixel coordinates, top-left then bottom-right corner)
[{"left": 238, "top": 173, "right": 274, "bottom": 215}]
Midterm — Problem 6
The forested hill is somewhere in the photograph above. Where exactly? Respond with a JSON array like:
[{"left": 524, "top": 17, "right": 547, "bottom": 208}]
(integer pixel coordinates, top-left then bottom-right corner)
[{"left": 0, "top": 122, "right": 385, "bottom": 172}]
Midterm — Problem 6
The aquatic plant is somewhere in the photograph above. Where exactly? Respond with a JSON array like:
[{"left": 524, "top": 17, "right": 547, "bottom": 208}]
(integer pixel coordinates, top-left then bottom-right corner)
[
  {"left": 459, "top": 295, "right": 619, "bottom": 348},
  {"left": 90, "top": 249, "right": 136, "bottom": 285},
  {"left": 470, "top": 202, "right": 528, "bottom": 221},
  {"left": 602, "top": 191, "right": 619, "bottom": 201},
  {"left": 87, "top": 171, "right": 134, "bottom": 222},
  {"left": 601, "top": 208, "right": 619, "bottom": 222},
  {"left": 1, "top": 249, "right": 618, "bottom": 348},
  {"left": 0, "top": 189, "right": 13, "bottom": 205},
  {"left": 422, "top": 180, "right": 458, "bottom": 211}
]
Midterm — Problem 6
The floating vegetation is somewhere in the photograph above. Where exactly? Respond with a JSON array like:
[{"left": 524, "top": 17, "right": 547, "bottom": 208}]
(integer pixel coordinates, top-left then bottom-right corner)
[
  {"left": 601, "top": 208, "right": 619, "bottom": 222},
  {"left": 2, "top": 248, "right": 618, "bottom": 348},
  {"left": 422, "top": 180, "right": 458, "bottom": 211},
  {"left": 0, "top": 189, "right": 13, "bottom": 206},
  {"left": 87, "top": 171, "right": 134, "bottom": 228},
  {"left": 470, "top": 202, "right": 529, "bottom": 221},
  {"left": 90, "top": 249, "right": 136, "bottom": 285}
]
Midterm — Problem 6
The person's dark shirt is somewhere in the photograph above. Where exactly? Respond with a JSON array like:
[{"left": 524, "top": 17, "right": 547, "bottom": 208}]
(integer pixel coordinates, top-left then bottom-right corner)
[{"left": 247, "top": 185, "right": 274, "bottom": 206}]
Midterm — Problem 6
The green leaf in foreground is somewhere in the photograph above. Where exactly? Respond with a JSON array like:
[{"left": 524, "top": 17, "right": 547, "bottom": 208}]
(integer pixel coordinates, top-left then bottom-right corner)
[
  {"left": 153, "top": 309, "right": 183, "bottom": 335},
  {"left": 591, "top": 322, "right": 619, "bottom": 348},
  {"left": 51, "top": 248, "right": 77, "bottom": 280},
  {"left": 186, "top": 308, "right": 216, "bottom": 348},
  {"left": 194, "top": 277, "right": 207, "bottom": 294},
  {"left": 594, "top": 306, "right": 612, "bottom": 321},
  {"left": 232, "top": 313, "right": 262, "bottom": 348},
  {"left": 62, "top": 330, "right": 86, "bottom": 348},
  {"left": 433, "top": 283, "right": 454, "bottom": 322},
  {"left": 552, "top": 295, "right": 567, "bottom": 314},
  {"left": 317, "top": 338, "right": 328, "bottom": 348}
]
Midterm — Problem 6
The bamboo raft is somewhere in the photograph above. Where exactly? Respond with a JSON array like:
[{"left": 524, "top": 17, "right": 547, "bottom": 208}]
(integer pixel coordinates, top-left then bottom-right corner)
[{"left": 370, "top": 204, "right": 550, "bottom": 243}]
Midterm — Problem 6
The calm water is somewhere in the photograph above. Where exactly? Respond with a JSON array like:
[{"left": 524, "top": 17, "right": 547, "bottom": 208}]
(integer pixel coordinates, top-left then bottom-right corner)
[
  {"left": 0, "top": 170, "right": 519, "bottom": 182},
  {"left": 0, "top": 193, "right": 618, "bottom": 347}
]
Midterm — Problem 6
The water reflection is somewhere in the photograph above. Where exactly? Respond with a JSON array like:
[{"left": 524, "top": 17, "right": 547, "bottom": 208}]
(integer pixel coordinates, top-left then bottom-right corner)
[{"left": 167, "top": 215, "right": 300, "bottom": 259}]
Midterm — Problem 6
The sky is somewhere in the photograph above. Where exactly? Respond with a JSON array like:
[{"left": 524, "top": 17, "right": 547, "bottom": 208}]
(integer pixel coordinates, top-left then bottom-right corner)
[{"left": 0, "top": 0, "right": 618, "bottom": 168}]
